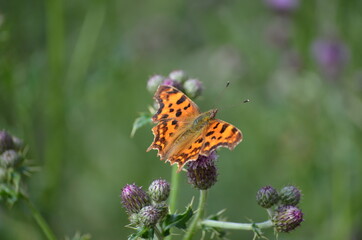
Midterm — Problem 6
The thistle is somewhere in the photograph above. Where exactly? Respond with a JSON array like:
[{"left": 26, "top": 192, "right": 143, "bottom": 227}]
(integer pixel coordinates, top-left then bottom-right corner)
[
  {"left": 187, "top": 151, "right": 218, "bottom": 190},
  {"left": 148, "top": 179, "right": 171, "bottom": 203},
  {"left": 273, "top": 205, "right": 304, "bottom": 232},
  {"left": 279, "top": 185, "right": 301, "bottom": 206},
  {"left": 121, "top": 184, "right": 151, "bottom": 214},
  {"left": 256, "top": 186, "right": 279, "bottom": 208}
]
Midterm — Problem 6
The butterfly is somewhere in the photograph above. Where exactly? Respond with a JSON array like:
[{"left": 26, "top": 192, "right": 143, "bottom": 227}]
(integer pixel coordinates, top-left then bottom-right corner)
[{"left": 147, "top": 85, "right": 243, "bottom": 171}]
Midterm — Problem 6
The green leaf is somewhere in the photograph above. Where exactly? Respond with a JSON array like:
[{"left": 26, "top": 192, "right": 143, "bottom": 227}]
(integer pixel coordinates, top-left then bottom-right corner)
[
  {"left": 128, "top": 227, "right": 154, "bottom": 240},
  {"left": 162, "top": 206, "right": 193, "bottom": 234},
  {"left": 131, "top": 113, "right": 153, "bottom": 137}
]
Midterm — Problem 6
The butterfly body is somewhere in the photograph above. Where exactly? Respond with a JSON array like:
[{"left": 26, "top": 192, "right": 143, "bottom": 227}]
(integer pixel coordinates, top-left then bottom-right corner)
[{"left": 147, "top": 85, "right": 242, "bottom": 171}]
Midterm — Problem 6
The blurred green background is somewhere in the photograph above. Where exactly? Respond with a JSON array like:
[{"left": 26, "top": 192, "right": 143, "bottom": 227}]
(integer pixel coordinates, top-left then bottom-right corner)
[{"left": 1, "top": 0, "right": 362, "bottom": 239}]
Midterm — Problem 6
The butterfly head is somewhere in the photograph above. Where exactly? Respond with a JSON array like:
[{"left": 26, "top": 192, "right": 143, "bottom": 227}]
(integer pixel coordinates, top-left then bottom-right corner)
[{"left": 209, "top": 109, "right": 218, "bottom": 119}]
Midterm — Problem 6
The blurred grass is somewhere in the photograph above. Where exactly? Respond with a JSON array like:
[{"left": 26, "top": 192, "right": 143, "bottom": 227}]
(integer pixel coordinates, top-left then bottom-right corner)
[{"left": 1, "top": 0, "right": 362, "bottom": 239}]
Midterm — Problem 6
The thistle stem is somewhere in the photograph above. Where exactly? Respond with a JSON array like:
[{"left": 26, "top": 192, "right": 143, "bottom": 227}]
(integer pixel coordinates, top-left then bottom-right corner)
[
  {"left": 182, "top": 190, "right": 208, "bottom": 240},
  {"left": 154, "top": 226, "right": 164, "bottom": 240},
  {"left": 201, "top": 219, "right": 274, "bottom": 230},
  {"left": 169, "top": 165, "right": 180, "bottom": 213},
  {"left": 21, "top": 195, "right": 57, "bottom": 240}
]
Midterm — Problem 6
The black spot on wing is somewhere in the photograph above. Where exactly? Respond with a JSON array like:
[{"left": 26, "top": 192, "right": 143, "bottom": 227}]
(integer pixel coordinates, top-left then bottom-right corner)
[
  {"left": 168, "top": 103, "right": 173, "bottom": 107},
  {"left": 162, "top": 114, "right": 169, "bottom": 119},
  {"left": 220, "top": 123, "right": 229, "bottom": 133},
  {"left": 183, "top": 103, "right": 191, "bottom": 110},
  {"left": 170, "top": 108, "right": 174, "bottom": 112},
  {"left": 231, "top": 127, "right": 238, "bottom": 133},
  {"left": 172, "top": 120, "right": 177, "bottom": 125},
  {"left": 206, "top": 131, "right": 214, "bottom": 137},
  {"left": 213, "top": 122, "right": 220, "bottom": 129},
  {"left": 176, "top": 95, "right": 187, "bottom": 105},
  {"left": 167, "top": 89, "right": 178, "bottom": 94},
  {"left": 176, "top": 109, "right": 182, "bottom": 117}
]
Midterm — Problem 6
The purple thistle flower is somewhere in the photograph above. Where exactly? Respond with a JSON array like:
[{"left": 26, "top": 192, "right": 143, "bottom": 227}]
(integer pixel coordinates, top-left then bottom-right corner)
[
  {"left": 312, "top": 36, "right": 350, "bottom": 80},
  {"left": 280, "top": 185, "right": 301, "bottom": 206},
  {"left": 265, "top": 0, "right": 299, "bottom": 14},
  {"left": 256, "top": 186, "right": 279, "bottom": 208},
  {"left": 121, "top": 184, "right": 151, "bottom": 214},
  {"left": 148, "top": 179, "right": 171, "bottom": 203},
  {"left": 187, "top": 151, "right": 218, "bottom": 190},
  {"left": 0, "top": 130, "right": 14, "bottom": 154},
  {"left": 273, "top": 205, "right": 304, "bottom": 232}
]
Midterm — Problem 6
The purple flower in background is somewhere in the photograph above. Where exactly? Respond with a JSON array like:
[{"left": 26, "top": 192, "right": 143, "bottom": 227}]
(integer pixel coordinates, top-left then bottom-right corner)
[
  {"left": 265, "top": 0, "right": 299, "bottom": 14},
  {"left": 312, "top": 37, "right": 350, "bottom": 80},
  {"left": 162, "top": 78, "right": 183, "bottom": 90}
]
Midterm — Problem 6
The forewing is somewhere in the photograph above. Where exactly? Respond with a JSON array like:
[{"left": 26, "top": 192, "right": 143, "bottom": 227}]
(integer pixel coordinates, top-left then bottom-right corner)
[
  {"left": 152, "top": 85, "right": 200, "bottom": 122},
  {"left": 200, "top": 119, "right": 242, "bottom": 156}
]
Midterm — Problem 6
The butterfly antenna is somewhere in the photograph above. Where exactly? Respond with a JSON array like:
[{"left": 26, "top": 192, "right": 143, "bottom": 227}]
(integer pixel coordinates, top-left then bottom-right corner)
[
  {"left": 220, "top": 98, "right": 251, "bottom": 112},
  {"left": 212, "top": 81, "right": 230, "bottom": 109}
]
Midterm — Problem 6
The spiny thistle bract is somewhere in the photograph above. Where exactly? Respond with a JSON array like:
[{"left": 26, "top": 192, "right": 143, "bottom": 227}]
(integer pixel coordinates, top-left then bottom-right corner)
[
  {"left": 279, "top": 185, "right": 301, "bottom": 206},
  {"left": 148, "top": 179, "right": 170, "bottom": 203},
  {"left": 256, "top": 186, "right": 279, "bottom": 208}
]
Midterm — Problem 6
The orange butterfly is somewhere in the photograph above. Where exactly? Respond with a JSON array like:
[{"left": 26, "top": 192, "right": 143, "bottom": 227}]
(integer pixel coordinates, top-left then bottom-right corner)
[{"left": 147, "top": 85, "right": 242, "bottom": 171}]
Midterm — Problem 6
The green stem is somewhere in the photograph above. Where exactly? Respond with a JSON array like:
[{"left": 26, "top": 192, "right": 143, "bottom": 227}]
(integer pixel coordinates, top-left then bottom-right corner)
[
  {"left": 182, "top": 190, "right": 208, "bottom": 240},
  {"left": 201, "top": 219, "right": 274, "bottom": 231},
  {"left": 154, "top": 226, "right": 164, "bottom": 240},
  {"left": 22, "top": 195, "right": 57, "bottom": 240},
  {"left": 169, "top": 165, "right": 180, "bottom": 213},
  {"left": 166, "top": 166, "right": 180, "bottom": 240}
]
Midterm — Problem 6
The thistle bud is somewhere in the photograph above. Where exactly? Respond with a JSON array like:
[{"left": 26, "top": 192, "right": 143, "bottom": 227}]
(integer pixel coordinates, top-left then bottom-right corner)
[
  {"left": 256, "top": 186, "right": 279, "bottom": 208},
  {"left": 273, "top": 205, "right": 304, "bottom": 232},
  {"left": 162, "top": 78, "right": 183, "bottom": 90},
  {"left": 0, "top": 150, "right": 23, "bottom": 168},
  {"left": 279, "top": 185, "right": 301, "bottom": 206},
  {"left": 153, "top": 202, "right": 169, "bottom": 220},
  {"left": 148, "top": 179, "right": 171, "bottom": 203},
  {"left": 147, "top": 75, "right": 164, "bottom": 94},
  {"left": 12, "top": 136, "right": 24, "bottom": 151},
  {"left": 187, "top": 151, "right": 218, "bottom": 190},
  {"left": 129, "top": 213, "right": 140, "bottom": 226},
  {"left": 169, "top": 70, "right": 187, "bottom": 83},
  {"left": 138, "top": 205, "right": 162, "bottom": 227},
  {"left": 121, "top": 184, "right": 151, "bottom": 214},
  {"left": 183, "top": 79, "right": 203, "bottom": 98},
  {"left": 0, "top": 130, "right": 14, "bottom": 153}
]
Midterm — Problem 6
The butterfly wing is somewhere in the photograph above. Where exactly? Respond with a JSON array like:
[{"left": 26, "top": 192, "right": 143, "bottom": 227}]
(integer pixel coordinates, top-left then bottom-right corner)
[
  {"left": 151, "top": 85, "right": 200, "bottom": 122},
  {"left": 200, "top": 119, "right": 242, "bottom": 156},
  {"left": 148, "top": 85, "right": 201, "bottom": 160}
]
